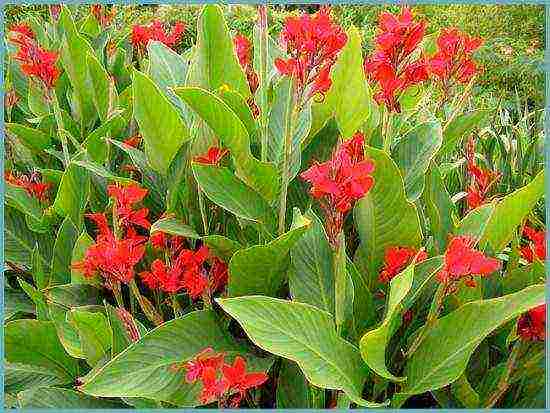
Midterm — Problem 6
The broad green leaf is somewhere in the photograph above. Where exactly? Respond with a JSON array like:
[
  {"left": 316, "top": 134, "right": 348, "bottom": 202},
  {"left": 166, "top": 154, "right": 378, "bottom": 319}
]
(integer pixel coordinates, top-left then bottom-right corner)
[
  {"left": 401, "top": 257, "right": 445, "bottom": 310},
  {"left": 354, "top": 147, "right": 422, "bottom": 287},
  {"left": 201, "top": 235, "right": 242, "bottom": 261},
  {"left": 27, "top": 78, "right": 50, "bottom": 116},
  {"left": 217, "top": 89, "right": 258, "bottom": 142},
  {"left": 6, "top": 123, "right": 51, "bottom": 151},
  {"left": 325, "top": 26, "right": 373, "bottom": 137},
  {"left": 132, "top": 69, "right": 189, "bottom": 174},
  {"left": 176, "top": 87, "right": 279, "bottom": 202},
  {"left": 71, "top": 230, "right": 100, "bottom": 285},
  {"left": 150, "top": 217, "right": 200, "bottom": 239},
  {"left": 5, "top": 319, "right": 79, "bottom": 382},
  {"left": 347, "top": 259, "right": 376, "bottom": 339},
  {"left": 189, "top": 5, "right": 250, "bottom": 97},
  {"left": 456, "top": 202, "right": 496, "bottom": 241},
  {"left": 105, "top": 303, "right": 140, "bottom": 358},
  {"left": 289, "top": 211, "right": 335, "bottom": 314},
  {"left": 44, "top": 283, "right": 102, "bottom": 308},
  {"left": 395, "top": 284, "right": 544, "bottom": 402},
  {"left": 5, "top": 287, "right": 35, "bottom": 321},
  {"left": 5, "top": 362, "right": 64, "bottom": 394},
  {"left": 84, "top": 114, "right": 126, "bottom": 164},
  {"left": 86, "top": 52, "right": 117, "bottom": 122},
  {"left": 79, "top": 310, "right": 272, "bottom": 406},
  {"left": 393, "top": 120, "right": 443, "bottom": 201},
  {"left": 5, "top": 184, "right": 43, "bottom": 222},
  {"left": 59, "top": 6, "right": 97, "bottom": 129},
  {"left": 451, "top": 373, "right": 480, "bottom": 408},
  {"left": 217, "top": 296, "right": 385, "bottom": 407},
  {"left": 192, "top": 163, "right": 276, "bottom": 232},
  {"left": 50, "top": 216, "right": 78, "bottom": 286},
  {"left": 480, "top": 171, "right": 544, "bottom": 252},
  {"left": 360, "top": 261, "right": 416, "bottom": 382},
  {"left": 53, "top": 162, "right": 90, "bottom": 227},
  {"left": 440, "top": 110, "right": 490, "bottom": 157},
  {"left": 423, "top": 164, "right": 455, "bottom": 253},
  {"left": 18, "top": 278, "right": 49, "bottom": 321},
  {"left": 68, "top": 309, "right": 112, "bottom": 366},
  {"left": 503, "top": 261, "right": 545, "bottom": 295},
  {"left": 277, "top": 360, "right": 310, "bottom": 408},
  {"left": 17, "top": 387, "right": 123, "bottom": 409},
  {"left": 228, "top": 209, "right": 311, "bottom": 297},
  {"left": 48, "top": 302, "right": 84, "bottom": 359},
  {"left": 32, "top": 243, "right": 48, "bottom": 292}
]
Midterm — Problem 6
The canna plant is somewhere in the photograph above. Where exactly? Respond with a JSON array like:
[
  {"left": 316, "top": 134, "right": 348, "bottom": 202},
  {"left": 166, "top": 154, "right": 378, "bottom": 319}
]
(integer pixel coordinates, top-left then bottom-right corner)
[{"left": 3, "top": 4, "right": 546, "bottom": 410}]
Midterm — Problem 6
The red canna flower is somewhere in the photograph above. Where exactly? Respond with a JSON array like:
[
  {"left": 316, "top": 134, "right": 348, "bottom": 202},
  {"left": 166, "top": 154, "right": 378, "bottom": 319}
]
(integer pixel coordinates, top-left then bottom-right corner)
[
  {"left": 107, "top": 183, "right": 151, "bottom": 230},
  {"left": 379, "top": 246, "right": 428, "bottom": 283},
  {"left": 209, "top": 257, "right": 229, "bottom": 293},
  {"left": 193, "top": 147, "right": 229, "bottom": 166},
  {"left": 131, "top": 20, "right": 185, "bottom": 51},
  {"left": 437, "top": 235, "right": 501, "bottom": 290},
  {"left": 10, "top": 33, "right": 60, "bottom": 90},
  {"left": 9, "top": 23, "right": 35, "bottom": 40},
  {"left": 50, "top": 5, "right": 61, "bottom": 20},
  {"left": 91, "top": 4, "right": 116, "bottom": 28},
  {"left": 520, "top": 224, "right": 546, "bottom": 263},
  {"left": 5, "top": 89, "right": 19, "bottom": 110},
  {"left": 234, "top": 34, "right": 252, "bottom": 68},
  {"left": 183, "top": 348, "right": 225, "bottom": 384},
  {"left": 275, "top": 6, "right": 347, "bottom": 101},
  {"left": 464, "top": 137, "right": 500, "bottom": 210},
  {"left": 363, "top": 7, "right": 428, "bottom": 112},
  {"left": 5, "top": 170, "right": 52, "bottom": 203},
  {"left": 428, "top": 28, "right": 483, "bottom": 88},
  {"left": 123, "top": 134, "right": 142, "bottom": 148},
  {"left": 517, "top": 304, "right": 545, "bottom": 342},
  {"left": 301, "top": 132, "right": 375, "bottom": 246},
  {"left": 221, "top": 356, "right": 268, "bottom": 407}
]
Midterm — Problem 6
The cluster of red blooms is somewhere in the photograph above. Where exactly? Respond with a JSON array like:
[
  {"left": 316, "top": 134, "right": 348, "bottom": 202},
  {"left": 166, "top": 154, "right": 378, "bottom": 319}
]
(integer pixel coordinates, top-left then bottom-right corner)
[
  {"left": 301, "top": 133, "right": 375, "bottom": 246},
  {"left": 179, "top": 348, "right": 268, "bottom": 407},
  {"left": 520, "top": 224, "right": 546, "bottom": 263},
  {"left": 140, "top": 241, "right": 228, "bottom": 299},
  {"left": 131, "top": 20, "right": 185, "bottom": 51},
  {"left": 90, "top": 4, "right": 116, "bottom": 28},
  {"left": 517, "top": 304, "right": 545, "bottom": 342},
  {"left": 437, "top": 235, "right": 501, "bottom": 290},
  {"left": 5, "top": 171, "right": 51, "bottom": 203},
  {"left": 193, "top": 146, "right": 229, "bottom": 166},
  {"left": 378, "top": 246, "right": 428, "bottom": 283},
  {"left": 9, "top": 23, "right": 60, "bottom": 90},
  {"left": 274, "top": 7, "right": 347, "bottom": 101},
  {"left": 123, "top": 134, "right": 142, "bottom": 149},
  {"left": 427, "top": 27, "right": 483, "bottom": 88},
  {"left": 363, "top": 7, "right": 428, "bottom": 113},
  {"left": 233, "top": 34, "right": 260, "bottom": 117},
  {"left": 73, "top": 184, "right": 151, "bottom": 285},
  {"left": 465, "top": 138, "right": 500, "bottom": 210}
]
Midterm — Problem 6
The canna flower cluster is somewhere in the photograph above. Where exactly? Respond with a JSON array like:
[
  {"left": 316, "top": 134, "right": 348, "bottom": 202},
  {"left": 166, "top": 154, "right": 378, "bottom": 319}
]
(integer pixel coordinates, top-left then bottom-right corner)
[
  {"left": 181, "top": 348, "right": 268, "bottom": 407},
  {"left": 428, "top": 27, "right": 483, "bottom": 88},
  {"left": 131, "top": 20, "right": 185, "bottom": 51},
  {"left": 517, "top": 304, "right": 545, "bottom": 342},
  {"left": 437, "top": 235, "right": 501, "bottom": 291},
  {"left": 301, "top": 132, "right": 375, "bottom": 247},
  {"left": 275, "top": 6, "right": 347, "bottom": 102},
  {"left": 72, "top": 184, "right": 150, "bottom": 286},
  {"left": 91, "top": 4, "right": 116, "bottom": 28},
  {"left": 379, "top": 246, "right": 428, "bottom": 283},
  {"left": 363, "top": 7, "right": 428, "bottom": 113},
  {"left": 193, "top": 146, "right": 229, "bottom": 166},
  {"left": 9, "top": 24, "right": 60, "bottom": 90},
  {"left": 5, "top": 171, "right": 52, "bottom": 203},
  {"left": 520, "top": 224, "right": 546, "bottom": 263},
  {"left": 465, "top": 137, "right": 500, "bottom": 210}
]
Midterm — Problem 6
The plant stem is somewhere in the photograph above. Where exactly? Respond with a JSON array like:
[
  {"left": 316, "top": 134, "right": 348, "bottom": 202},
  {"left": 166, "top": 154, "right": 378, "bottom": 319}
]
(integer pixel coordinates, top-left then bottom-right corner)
[
  {"left": 382, "top": 108, "right": 393, "bottom": 154},
  {"left": 110, "top": 280, "right": 125, "bottom": 309},
  {"left": 333, "top": 231, "right": 346, "bottom": 336},
  {"left": 198, "top": 189, "right": 209, "bottom": 235},
  {"left": 484, "top": 341, "right": 523, "bottom": 408},
  {"left": 49, "top": 88, "right": 70, "bottom": 167},
  {"left": 277, "top": 80, "right": 296, "bottom": 235},
  {"left": 129, "top": 279, "right": 164, "bottom": 326},
  {"left": 258, "top": 5, "right": 269, "bottom": 162},
  {"left": 170, "top": 294, "right": 183, "bottom": 318},
  {"left": 442, "top": 76, "right": 476, "bottom": 133},
  {"left": 405, "top": 282, "right": 446, "bottom": 358}
]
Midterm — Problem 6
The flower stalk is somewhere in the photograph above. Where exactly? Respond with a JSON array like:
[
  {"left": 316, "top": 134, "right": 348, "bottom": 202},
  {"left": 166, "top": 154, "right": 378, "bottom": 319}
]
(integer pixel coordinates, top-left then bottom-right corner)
[{"left": 258, "top": 5, "right": 269, "bottom": 162}]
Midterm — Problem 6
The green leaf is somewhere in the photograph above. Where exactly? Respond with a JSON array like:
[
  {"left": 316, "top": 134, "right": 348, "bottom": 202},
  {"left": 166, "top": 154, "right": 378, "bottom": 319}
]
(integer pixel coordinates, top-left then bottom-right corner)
[
  {"left": 83, "top": 114, "right": 125, "bottom": 164},
  {"left": 396, "top": 285, "right": 545, "bottom": 401},
  {"left": 393, "top": 120, "right": 443, "bottom": 201},
  {"left": 105, "top": 303, "right": 140, "bottom": 358},
  {"left": 289, "top": 211, "right": 335, "bottom": 315},
  {"left": 228, "top": 208, "right": 311, "bottom": 297},
  {"left": 44, "top": 283, "right": 102, "bottom": 308},
  {"left": 347, "top": 258, "right": 376, "bottom": 339},
  {"left": 6, "top": 123, "right": 51, "bottom": 151},
  {"left": 5, "top": 362, "right": 64, "bottom": 394},
  {"left": 440, "top": 110, "right": 490, "bottom": 157},
  {"left": 423, "top": 164, "right": 455, "bottom": 253},
  {"left": 5, "top": 184, "right": 44, "bottom": 223},
  {"left": 27, "top": 79, "right": 50, "bottom": 116},
  {"left": 217, "top": 296, "right": 385, "bottom": 407},
  {"left": 132, "top": 69, "right": 189, "bottom": 174},
  {"left": 192, "top": 163, "right": 276, "bottom": 232},
  {"left": 456, "top": 202, "right": 496, "bottom": 241},
  {"left": 68, "top": 309, "right": 112, "bottom": 366},
  {"left": 17, "top": 387, "right": 123, "bottom": 409},
  {"left": 150, "top": 217, "right": 200, "bottom": 239},
  {"left": 59, "top": 6, "right": 97, "bottom": 129},
  {"left": 277, "top": 360, "right": 310, "bottom": 408},
  {"left": 79, "top": 310, "right": 272, "bottom": 406},
  {"left": 18, "top": 278, "right": 49, "bottom": 321},
  {"left": 360, "top": 261, "right": 416, "bottom": 382},
  {"left": 324, "top": 26, "right": 373, "bottom": 137},
  {"left": 480, "top": 171, "right": 544, "bottom": 252},
  {"left": 201, "top": 235, "right": 242, "bottom": 261},
  {"left": 451, "top": 373, "right": 480, "bottom": 408},
  {"left": 50, "top": 217, "right": 78, "bottom": 286},
  {"left": 503, "top": 261, "right": 545, "bottom": 295},
  {"left": 48, "top": 303, "right": 84, "bottom": 359},
  {"left": 5, "top": 319, "right": 79, "bottom": 383},
  {"left": 32, "top": 243, "right": 49, "bottom": 289},
  {"left": 53, "top": 162, "right": 90, "bottom": 227},
  {"left": 189, "top": 5, "right": 250, "bottom": 97},
  {"left": 176, "top": 87, "right": 279, "bottom": 202},
  {"left": 354, "top": 146, "right": 422, "bottom": 287},
  {"left": 86, "top": 52, "right": 117, "bottom": 123},
  {"left": 218, "top": 88, "right": 258, "bottom": 142},
  {"left": 5, "top": 287, "right": 35, "bottom": 321}
]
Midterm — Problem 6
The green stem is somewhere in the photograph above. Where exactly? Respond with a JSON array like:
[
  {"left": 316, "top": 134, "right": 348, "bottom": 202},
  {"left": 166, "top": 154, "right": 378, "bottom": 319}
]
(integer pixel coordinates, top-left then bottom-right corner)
[
  {"left": 110, "top": 280, "right": 124, "bottom": 309},
  {"left": 258, "top": 5, "right": 269, "bottom": 162},
  {"left": 382, "top": 107, "right": 393, "bottom": 154},
  {"left": 443, "top": 76, "right": 476, "bottom": 133},
  {"left": 198, "top": 189, "right": 209, "bottom": 235},
  {"left": 333, "top": 231, "right": 346, "bottom": 336},
  {"left": 484, "top": 341, "right": 523, "bottom": 407},
  {"left": 49, "top": 88, "right": 70, "bottom": 167},
  {"left": 170, "top": 294, "right": 183, "bottom": 318},
  {"left": 277, "top": 81, "right": 296, "bottom": 235},
  {"left": 129, "top": 279, "right": 164, "bottom": 326}
]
